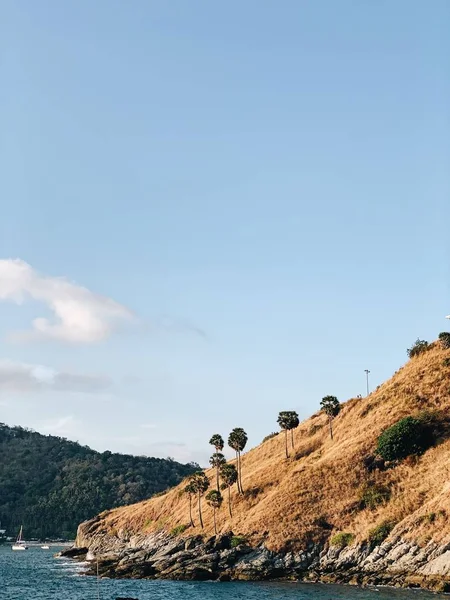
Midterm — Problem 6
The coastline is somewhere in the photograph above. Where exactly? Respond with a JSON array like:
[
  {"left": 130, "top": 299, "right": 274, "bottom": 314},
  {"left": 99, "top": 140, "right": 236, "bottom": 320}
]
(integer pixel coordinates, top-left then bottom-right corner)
[{"left": 62, "top": 520, "right": 450, "bottom": 593}]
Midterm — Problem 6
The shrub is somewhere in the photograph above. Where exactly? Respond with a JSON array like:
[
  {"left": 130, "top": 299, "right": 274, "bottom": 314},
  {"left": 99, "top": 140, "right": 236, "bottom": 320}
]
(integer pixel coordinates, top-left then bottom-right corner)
[
  {"left": 308, "top": 423, "right": 323, "bottom": 436},
  {"left": 368, "top": 521, "right": 395, "bottom": 548},
  {"left": 376, "top": 416, "right": 434, "bottom": 462},
  {"left": 170, "top": 524, "right": 187, "bottom": 536},
  {"left": 443, "top": 358, "right": 450, "bottom": 368},
  {"left": 359, "top": 483, "right": 391, "bottom": 510},
  {"left": 439, "top": 332, "right": 450, "bottom": 350},
  {"left": 262, "top": 432, "right": 279, "bottom": 443},
  {"left": 313, "top": 515, "right": 333, "bottom": 530},
  {"left": 330, "top": 532, "right": 354, "bottom": 548},
  {"left": 231, "top": 535, "right": 247, "bottom": 548},
  {"left": 407, "top": 339, "right": 430, "bottom": 358}
]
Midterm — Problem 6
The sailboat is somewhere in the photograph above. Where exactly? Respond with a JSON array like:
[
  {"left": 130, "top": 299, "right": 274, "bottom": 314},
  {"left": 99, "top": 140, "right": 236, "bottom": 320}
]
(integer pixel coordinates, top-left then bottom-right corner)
[
  {"left": 12, "top": 526, "right": 28, "bottom": 551},
  {"left": 41, "top": 544, "right": 50, "bottom": 550}
]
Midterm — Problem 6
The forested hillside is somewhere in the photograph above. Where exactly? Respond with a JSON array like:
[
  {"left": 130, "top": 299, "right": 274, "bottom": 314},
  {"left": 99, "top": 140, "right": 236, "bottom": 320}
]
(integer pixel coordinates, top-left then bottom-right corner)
[{"left": 0, "top": 424, "right": 197, "bottom": 539}]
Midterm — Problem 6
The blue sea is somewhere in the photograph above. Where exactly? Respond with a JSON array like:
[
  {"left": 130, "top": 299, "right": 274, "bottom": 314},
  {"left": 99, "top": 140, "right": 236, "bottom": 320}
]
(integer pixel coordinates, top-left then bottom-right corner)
[{"left": 0, "top": 545, "right": 446, "bottom": 600}]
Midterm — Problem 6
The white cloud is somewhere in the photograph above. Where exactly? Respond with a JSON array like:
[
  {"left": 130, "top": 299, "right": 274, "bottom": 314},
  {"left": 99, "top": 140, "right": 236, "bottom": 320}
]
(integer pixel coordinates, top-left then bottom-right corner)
[
  {"left": 0, "top": 359, "right": 112, "bottom": 394},
  {"left": 0, "top": 258, "right": 134, "bottom": 343}
]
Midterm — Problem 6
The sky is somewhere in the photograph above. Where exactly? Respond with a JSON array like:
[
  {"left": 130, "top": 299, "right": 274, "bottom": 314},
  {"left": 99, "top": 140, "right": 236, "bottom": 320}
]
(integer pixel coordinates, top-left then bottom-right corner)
[{"left": 0, "top": 0, "right": 449, "bottom": 466}]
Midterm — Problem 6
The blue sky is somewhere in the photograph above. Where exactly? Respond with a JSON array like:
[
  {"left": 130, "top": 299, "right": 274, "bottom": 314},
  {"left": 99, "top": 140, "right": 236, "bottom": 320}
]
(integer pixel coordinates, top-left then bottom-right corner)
[{"left": 0, "top": 1, "right": 449, "bottom": 465}]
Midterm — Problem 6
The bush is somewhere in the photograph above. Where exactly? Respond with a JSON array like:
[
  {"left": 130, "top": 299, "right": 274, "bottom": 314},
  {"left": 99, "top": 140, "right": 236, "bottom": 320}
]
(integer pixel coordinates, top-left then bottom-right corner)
[
  {"left": 407, "top": 339, "right": 430, "bottom": 358},
  {"left": 439, "top": 332, "right": 450, "bottom": 350},
  {"left": 170, "top": 524, "right": 187, "bottom": 536},
  {"left": 368, "top": 521, "right": 395, "bottom": 548},
  {"left": 359, "top": 483, "right": 391, "bottom": 510},
  {"left": 330, "top": 532, "right": 354, "bottom": 548},
  {"left": 231, "top": 535, "right": 247, "bottom": 548},
  {"left": 376, "top": 416, "right": 434, "bottom": 461},
  {"left": 443, "top": 358, "right": 450, "bottom": 368}
]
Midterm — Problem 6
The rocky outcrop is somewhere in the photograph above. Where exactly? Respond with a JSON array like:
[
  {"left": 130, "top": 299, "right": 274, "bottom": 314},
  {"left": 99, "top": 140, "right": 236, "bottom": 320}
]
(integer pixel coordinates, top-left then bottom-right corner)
[{"left": 63, "top": 518, "right": 450, "bottom": 592}]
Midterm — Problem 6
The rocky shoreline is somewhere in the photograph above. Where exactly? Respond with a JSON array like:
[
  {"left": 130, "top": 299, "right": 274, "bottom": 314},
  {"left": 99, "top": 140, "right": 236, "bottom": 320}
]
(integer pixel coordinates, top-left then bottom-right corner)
[{"left": 61, "top": 518, "right": 450, "bottom": 593}]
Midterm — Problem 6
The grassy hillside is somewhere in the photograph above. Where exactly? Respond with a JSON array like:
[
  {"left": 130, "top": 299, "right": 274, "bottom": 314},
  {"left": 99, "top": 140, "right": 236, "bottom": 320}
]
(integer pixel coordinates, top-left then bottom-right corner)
[
  {"left": 91, "top": 338, "right": 450, "bottom": 553},
  {"left": 0, "top": 425, "right": 197, "bottom": 539}
]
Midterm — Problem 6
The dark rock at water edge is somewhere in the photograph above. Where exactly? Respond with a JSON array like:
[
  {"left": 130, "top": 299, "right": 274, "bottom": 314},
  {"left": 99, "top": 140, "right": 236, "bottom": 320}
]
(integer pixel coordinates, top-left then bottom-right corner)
[{"left": 71, "top": 520, "right": 450, "bottom": 593}]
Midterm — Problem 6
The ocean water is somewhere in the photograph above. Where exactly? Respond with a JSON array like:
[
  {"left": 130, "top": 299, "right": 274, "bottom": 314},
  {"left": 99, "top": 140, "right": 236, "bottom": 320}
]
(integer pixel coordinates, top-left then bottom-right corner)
[{"left": 0, "top": 545, "right": 446, "bottom": 600}]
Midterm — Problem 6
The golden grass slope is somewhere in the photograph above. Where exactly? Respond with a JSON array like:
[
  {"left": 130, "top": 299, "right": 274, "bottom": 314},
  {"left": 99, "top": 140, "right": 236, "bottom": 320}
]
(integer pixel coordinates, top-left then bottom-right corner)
[{"left": 98, "top": 341, "right": 450, "bottom": 552}]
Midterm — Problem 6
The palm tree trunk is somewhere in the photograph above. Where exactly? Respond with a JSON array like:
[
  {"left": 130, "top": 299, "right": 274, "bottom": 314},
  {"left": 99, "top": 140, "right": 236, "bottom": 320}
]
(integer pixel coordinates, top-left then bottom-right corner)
[
  {"left": 216, "top": 463, "right": 220, "bottom": 491},
  {"left": 329, "top": 415, "right": 333, "bottom": 440},
  {"left": 291, "top": 428, "right": 294, "bottom": 450},
  {"left": 198, "top": 492, "right": 204, "bottom": 528},
  {"left": 235, "top": 451, "right": 242, "bottom": 494},
  {"left": 189, "top": 494, "right": 194, "bottom": 527},
  {"left": 228, "top": 485, "right": 232, "bottom": 518},
  {"left": 284, "top": 428, "right": 289, "bottom": 458},
  {"left": 238, "top": 451, "right": 244, "bottom": 493},
  {"left": 213, "top": 508, "right": 217, "bottom": 535}
]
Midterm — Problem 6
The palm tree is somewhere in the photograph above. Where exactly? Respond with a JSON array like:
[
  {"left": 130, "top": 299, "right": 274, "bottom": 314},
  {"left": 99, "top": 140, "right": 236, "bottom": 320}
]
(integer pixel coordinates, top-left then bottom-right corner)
[
  {"left": 289, "top": 411, "right": 299, "bottom": 449},
  {"left": 205, "top": 490, "right": 223, "bottom": 534},
  {"left": 209, "top": 452, "right": 226, "bottom": 490},
  {"left": 220, "top": 463, "right": 238, "bottom": 517},
  {"left": 277, "top": 411, "right": 291, "bottom": 458},
  {"left": 209, "top": 434, "right": 225, "bottom": 489},
  {"left": 191, "top": 472, "right": 210, "bottom": 528},
  {"left": 184, "top": 479, "right": 197, "bottom": 527},
  {"left": 228, "top": 428, "right": 248, "bottom": 494},
  {"left": 320, "top": 395, "right": 340, "bottom": 440}
]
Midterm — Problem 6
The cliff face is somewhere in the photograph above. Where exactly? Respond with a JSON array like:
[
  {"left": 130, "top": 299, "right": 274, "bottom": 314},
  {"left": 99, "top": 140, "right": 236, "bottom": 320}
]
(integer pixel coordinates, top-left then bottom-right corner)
[{"left": 72, "top": 340, "right": 450, "bottom": 591}]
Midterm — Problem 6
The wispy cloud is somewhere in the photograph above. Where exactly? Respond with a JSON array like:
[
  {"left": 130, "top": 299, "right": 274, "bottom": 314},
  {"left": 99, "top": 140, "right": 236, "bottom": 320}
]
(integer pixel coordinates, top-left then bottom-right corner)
[
  {"left": 0, "top": 258, "right": 134, "bottom": 343},
  {"left": 0, "top": 359, "right": 112, "bottom": 394}
]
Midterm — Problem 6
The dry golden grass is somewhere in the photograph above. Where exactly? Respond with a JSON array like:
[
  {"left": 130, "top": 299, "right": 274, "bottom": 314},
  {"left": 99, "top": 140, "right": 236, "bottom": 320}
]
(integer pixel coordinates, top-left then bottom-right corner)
[{"left": 98, "top": 341, "right": 450, "bottom": 552}]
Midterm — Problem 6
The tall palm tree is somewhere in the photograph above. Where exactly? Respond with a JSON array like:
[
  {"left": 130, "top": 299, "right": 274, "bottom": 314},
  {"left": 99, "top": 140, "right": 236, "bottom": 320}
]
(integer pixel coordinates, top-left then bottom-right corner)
[
  {"left": 277, "top": 411, "right": 291, "bottom": 458},
  {"left": 191, "top": 472, "right": 210, "bottom": 528},
  {"left": 205, "top": 490, "right": 223, "bottom": 535},
  {"left": 184, "top": 479, "right": 197, "bottom": 527},
  {"left": 289, "top": 411, "right": 299, "bottom": 449},
  {"left": 220, "top": 463, "right": 238, "bottom": 518},
  {"left": 209, "top": 452, "right": 226, "bottom": 491},
  {"left": 228, "top": 428, "right": 248, "bottom": 494},
  {"left": 277, "top": 411, "right": 300, "bottom": 457},
  {"left": 320, "top": 395, "right": 340, "bottom": 440},
  {"left": 209, "top": 434, "right": 225, "bottom": 489}
]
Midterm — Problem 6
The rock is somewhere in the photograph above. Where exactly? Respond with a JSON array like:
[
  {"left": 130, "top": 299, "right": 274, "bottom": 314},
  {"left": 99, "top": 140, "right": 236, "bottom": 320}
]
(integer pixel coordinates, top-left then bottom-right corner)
[
  {"left": 68, "top": 516, "right": 450, "bottom": 592},
  {"left": 58, "top": 546, "right": 88, "bottom": 558}
]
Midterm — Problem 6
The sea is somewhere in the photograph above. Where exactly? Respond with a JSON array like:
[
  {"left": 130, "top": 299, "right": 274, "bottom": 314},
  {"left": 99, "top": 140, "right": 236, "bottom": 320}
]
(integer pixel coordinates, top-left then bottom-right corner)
[{"left": 0, "top": 545, "right": 447, "bottom": 600}]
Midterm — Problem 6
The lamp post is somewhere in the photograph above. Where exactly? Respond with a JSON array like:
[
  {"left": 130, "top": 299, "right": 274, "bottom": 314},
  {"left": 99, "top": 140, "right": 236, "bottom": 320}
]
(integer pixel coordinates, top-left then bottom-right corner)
[{"left": 364, "top": 369, "right": 370, "bottom": 396}]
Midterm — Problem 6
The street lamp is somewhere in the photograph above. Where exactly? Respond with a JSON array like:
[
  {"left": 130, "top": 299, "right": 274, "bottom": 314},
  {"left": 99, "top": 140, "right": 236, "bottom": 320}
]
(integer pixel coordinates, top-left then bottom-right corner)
[{"left": 364, "top": 369, "right": 370, "bottom": 396}]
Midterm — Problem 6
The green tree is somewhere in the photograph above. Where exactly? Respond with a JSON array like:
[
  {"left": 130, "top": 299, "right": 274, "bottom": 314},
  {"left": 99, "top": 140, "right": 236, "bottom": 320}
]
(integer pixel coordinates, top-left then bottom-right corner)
[
  {"left": 220, "top": 462, "right": 238, "bottom": 517},
  {"left": 209, "top": 452, "right": 226, "bottom": 491},
  {"left": 277, "top": 411, "right": 300, "bottom": 458},
  {"left": 407, "top": 339, "right": 430, "bottom": 358},
  {"left": 209, "top": 434, "right": 225, "bottom": 489},
  {"left": 205, "top": 489, "right": 223, "bottom": 534},
  {"left": 289, "top": 412, "right": 300, "bottom": 449},
  {"left": 277, "top": 411, "right": 291, "bottom": 458},
  {"left": 228, "top": 428, "right": 248, "bottom": 494},
  {"left": 184, "top": 479, "right": 197, "bottom": 527},
  {"left": 190, "top": 472, "right": 210, "bottom": 529},
  {"left": 320, "top": 396, "right": 340, "bottom": 440}
]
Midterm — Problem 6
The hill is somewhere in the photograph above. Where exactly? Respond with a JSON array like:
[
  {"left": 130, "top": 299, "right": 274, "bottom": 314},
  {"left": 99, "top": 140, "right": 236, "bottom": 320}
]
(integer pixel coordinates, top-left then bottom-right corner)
[
  {"left": 72, "top": 336, "right": 450, "bottom": 591},
  {"left": 0, "top": 424, "right": 197, "bottom": 539}
]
